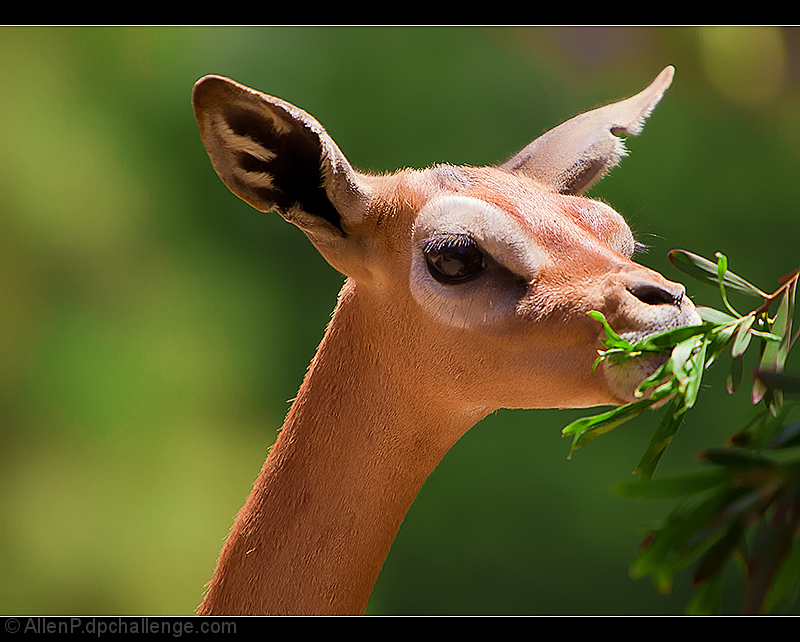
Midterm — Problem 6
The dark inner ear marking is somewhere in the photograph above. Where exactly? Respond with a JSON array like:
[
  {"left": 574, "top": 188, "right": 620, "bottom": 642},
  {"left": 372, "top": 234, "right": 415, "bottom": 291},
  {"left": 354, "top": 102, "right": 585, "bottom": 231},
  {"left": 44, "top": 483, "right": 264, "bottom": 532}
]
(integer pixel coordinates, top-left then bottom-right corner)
[
  {"left": 237, "top": 152, "right": 271, "bottom": 174},
  {"left": 225, "top": 105, "right": 343, "bottom": 231},
  {"left": 557, "top": 158, "right": 607, "bottom": 195}
]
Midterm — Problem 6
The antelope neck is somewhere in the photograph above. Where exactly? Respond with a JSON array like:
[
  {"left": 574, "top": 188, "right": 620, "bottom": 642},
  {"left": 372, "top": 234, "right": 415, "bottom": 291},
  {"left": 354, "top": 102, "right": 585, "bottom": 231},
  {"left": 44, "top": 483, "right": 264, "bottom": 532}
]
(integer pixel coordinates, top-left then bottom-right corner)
[{"left": 199, "top": 280, "right": 481, "bottom": 615}]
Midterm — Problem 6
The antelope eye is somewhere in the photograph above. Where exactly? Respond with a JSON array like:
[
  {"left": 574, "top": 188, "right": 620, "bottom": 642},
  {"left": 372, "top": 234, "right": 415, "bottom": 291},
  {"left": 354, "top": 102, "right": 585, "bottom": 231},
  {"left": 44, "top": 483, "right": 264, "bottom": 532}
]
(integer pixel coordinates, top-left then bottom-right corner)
[{"left": 424, "top": 235, "right": 487, "bottom": 284}]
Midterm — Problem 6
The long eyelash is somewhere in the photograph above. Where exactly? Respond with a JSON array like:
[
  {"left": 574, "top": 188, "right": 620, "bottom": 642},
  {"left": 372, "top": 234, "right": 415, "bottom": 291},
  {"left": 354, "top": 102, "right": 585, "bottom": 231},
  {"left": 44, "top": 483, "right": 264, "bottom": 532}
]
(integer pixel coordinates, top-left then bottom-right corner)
[{"left": 424, "top": 233, "right": 477, "bottom": 254}]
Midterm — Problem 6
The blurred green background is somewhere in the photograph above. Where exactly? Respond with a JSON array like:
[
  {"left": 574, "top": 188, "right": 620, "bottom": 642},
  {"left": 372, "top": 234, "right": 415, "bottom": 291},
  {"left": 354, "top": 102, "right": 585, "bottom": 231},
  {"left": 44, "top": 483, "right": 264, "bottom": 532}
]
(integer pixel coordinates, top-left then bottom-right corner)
[{"left": 1, "top": 26, "right": 799, "bottom": 615}]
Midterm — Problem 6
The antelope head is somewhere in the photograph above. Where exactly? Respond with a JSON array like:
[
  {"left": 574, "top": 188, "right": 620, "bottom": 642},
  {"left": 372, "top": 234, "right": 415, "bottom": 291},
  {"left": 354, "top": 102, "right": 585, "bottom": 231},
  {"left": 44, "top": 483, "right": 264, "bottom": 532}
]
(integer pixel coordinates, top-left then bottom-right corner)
[{"left": 192, "top": 66, "right": 699, "bottom": 417}]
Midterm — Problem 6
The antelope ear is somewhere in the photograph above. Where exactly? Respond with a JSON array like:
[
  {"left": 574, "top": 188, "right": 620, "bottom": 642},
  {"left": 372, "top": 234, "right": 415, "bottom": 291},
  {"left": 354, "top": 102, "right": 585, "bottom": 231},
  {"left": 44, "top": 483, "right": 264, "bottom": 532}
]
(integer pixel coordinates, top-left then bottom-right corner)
[
  {"left": 192, "top": 75, "right": 372, "bottom": 243},
  {"left": 501, "top": 66, "right": 674, "bottom": 195}
]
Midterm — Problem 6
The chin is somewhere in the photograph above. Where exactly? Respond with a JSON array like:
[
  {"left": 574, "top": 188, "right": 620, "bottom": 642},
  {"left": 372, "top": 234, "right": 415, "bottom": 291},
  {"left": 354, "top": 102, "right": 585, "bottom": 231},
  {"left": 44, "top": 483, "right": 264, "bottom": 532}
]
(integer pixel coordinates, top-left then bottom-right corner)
[{"left": 601, "top": 352, "right": 671, "bottom": 405}]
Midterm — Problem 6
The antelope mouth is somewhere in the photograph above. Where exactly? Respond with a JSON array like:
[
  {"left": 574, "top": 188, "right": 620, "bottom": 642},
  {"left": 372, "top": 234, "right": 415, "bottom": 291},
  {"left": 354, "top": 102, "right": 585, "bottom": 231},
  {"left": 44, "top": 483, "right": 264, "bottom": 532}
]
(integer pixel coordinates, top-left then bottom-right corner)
[
  {"left": 600, "top": 320, "right": 699, "bottom": 405},
  {"left": 600, "top": 349, "right": 671, "bottom": 405}
]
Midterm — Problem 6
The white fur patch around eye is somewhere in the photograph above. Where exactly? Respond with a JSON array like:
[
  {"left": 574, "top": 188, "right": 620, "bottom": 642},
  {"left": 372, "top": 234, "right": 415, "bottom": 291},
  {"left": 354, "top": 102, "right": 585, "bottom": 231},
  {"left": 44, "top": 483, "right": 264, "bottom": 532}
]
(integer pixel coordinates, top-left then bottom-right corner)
[
  {"left": 414, "top": 195, "right": 548, "bottom": 277},
  {"left": 410, "top": 195, "right": 549, "bottom": 330}
]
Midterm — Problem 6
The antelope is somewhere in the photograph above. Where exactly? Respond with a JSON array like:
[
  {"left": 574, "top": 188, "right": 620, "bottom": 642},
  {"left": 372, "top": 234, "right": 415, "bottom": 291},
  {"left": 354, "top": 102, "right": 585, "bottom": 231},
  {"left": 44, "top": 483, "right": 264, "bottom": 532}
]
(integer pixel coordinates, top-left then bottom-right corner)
[{"left": 191, "top": 66, "right": 700, "bottom": 616}]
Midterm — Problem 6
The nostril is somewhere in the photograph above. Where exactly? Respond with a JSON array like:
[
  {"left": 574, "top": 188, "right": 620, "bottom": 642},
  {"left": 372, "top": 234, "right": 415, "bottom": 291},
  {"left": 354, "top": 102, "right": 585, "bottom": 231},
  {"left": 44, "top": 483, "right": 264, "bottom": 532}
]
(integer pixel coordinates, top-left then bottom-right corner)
[{"left": 627, "top": 281, "right": 683, "bottom": 307}]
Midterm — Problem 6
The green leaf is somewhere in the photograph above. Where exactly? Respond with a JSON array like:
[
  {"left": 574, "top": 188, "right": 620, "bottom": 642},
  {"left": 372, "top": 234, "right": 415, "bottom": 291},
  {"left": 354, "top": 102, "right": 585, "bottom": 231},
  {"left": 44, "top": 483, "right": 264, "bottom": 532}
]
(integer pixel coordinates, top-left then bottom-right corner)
[
  {"left": 729, "top": 405, "right": 800, "bottom": 451},
  {"left": 757, "top": 290, "right": 793, "bottom": 416},
  {"left": 634, "top": 397, "right": 688, "bottom": 479},
  {"left": 697, "top": 448, "right": 776, "bottom": 470},
  {"left": 715, "top": 251, "right": 728, "bottom": 282},
  {"left": 743, "top": 511, "right": 796, "bottom": 614},
  {"left": 749, "top": 330, "right": 783, "bottom": 342},
  {"left": 776, "top": 281, "right": 796, "bottom": 370},
  {"left": 636, "top": 361, "right": 675, "bottom": 397},
  {"left": 697, "top": 306, "right": 738, "bottom": 324},
  {"left": 683, "top": 340, "right": 708, "bottom": 410},
  {"left": 754, "top": 371, "right": 800, "bottom": 396},
  {"left": 715, "top": 252, "right": 740, "bottom": 316},
  {"left": 630, "top": 488, "right": 733, "bottom": 587},
  {"left": 562, "top": 398, "right": 654, "bottom": 456},
  {"left": 615, "top": 469, "right": 730, "bottom": 499},
  {"left": 705, "top": 322, "right": 739, "bottom": 368},
  {"left": 692, "top": 522, "right": 743, "bottom": 587},
  {"left": 752, "top": 374, "right": 769, "bottom": 406},
  {"left": 727, "top": 356, "right": 743, "bottom": 394},
  {"left": 588, "top": 310, "right": 633, "bottom": 350},
  {"left": 631, "top": 323, "right": 715, "bottom": 353},
  {"left": 581, "top": 250, "right": 800, "bottom": 614},
  {"left": 668, "top": 250, "right": 767, "bottom": 298},
  {"left": 767, "top": 506, "right": 800, "bottom": 610},
  {"left": 731, "top": 314, "right": 755, "bottom": 358},
  {"left": 686, "top": 574, "right": 723, "bottom": 614},
  {"left": 760, "top": 289, "right": 791, "bottom": 373}
]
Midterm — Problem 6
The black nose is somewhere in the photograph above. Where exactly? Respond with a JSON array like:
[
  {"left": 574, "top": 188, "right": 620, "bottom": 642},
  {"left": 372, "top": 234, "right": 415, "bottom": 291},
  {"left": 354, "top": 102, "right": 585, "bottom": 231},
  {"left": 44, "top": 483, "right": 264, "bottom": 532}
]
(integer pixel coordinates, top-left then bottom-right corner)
[{"left": 627, "top": 281, "right": 683, "bottom": 307}]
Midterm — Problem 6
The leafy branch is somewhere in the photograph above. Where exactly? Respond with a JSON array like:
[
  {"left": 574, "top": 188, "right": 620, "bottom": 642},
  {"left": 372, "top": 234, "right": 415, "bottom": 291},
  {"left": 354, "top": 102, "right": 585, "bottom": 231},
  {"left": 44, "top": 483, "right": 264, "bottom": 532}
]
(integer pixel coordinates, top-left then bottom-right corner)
[{"left": 562, "top": 250, "right": 800, "bottom": 614}]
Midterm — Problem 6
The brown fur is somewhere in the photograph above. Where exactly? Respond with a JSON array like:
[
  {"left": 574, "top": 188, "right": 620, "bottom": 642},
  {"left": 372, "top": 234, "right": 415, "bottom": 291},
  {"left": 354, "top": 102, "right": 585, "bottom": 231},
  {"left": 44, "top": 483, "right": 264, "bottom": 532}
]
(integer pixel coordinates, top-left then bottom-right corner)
[{"left": 192, "top": 68, "right": 699, "bottom": 615}]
